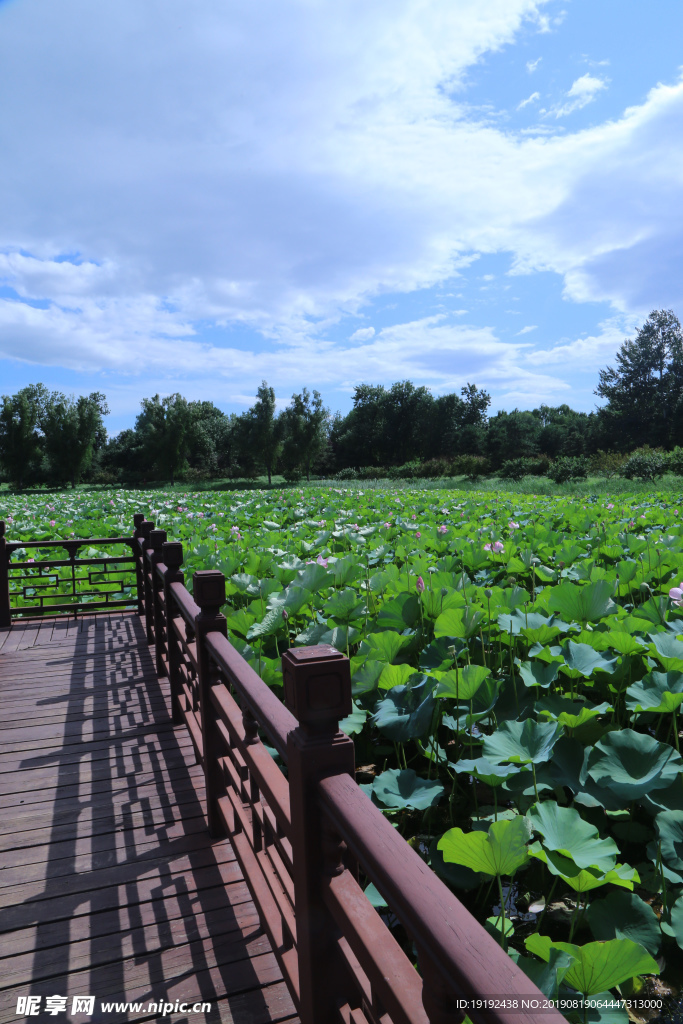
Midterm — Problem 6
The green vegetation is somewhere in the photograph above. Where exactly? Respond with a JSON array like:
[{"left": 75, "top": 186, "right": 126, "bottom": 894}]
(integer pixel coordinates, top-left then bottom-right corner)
[
  {"left": 3, "top": 309, "right": 683, "bottom": 490},
  {"left": 6, "top": 483, "right": 683, "bottom": 1015}
]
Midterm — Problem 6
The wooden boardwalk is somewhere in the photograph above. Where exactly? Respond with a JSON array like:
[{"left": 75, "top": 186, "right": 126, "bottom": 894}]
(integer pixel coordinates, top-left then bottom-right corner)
[{"left": 0, "top": 613, "right": 299, "bottom": 1024}]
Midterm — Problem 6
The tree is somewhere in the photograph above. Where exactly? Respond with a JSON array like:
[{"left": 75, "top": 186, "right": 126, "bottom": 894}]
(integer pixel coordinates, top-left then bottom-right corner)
[
  {"left": 43, "top": 391, "right": 109, "bottom": 487},
  {"left": 595, "top": 309, "right": 683, "bottom": 450},
  {"left": 0, "top": 384, "right": 50, "bottom": 489},
  {"left": 281, "top": 388, "right": 329, "bottom": 480},
  {"left": 243, "top": 381, "right": 283, "bottom": 485},
  {"left": 135, "top": 394, "right": 193, "bottom": 485}
]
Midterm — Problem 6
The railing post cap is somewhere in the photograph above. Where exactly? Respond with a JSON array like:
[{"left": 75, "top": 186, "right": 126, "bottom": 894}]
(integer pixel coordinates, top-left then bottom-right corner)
[
  {"left": 150, "top": 529, "right": 167, "bottom": 551},
  {"left": 133, "top": 513, "right": 145, "bottom": 528},
  {"left": 193, "top": 569, "right": 225, "bottom": 609},
  {"left": 140, "top": 520, "right": 155, "bottom": 539},
  {"left": 162, "top": 541, "right": 183, "bottom": 568},
  {"left": 282, "top": 645, "right": 352, "bottom": 731}
]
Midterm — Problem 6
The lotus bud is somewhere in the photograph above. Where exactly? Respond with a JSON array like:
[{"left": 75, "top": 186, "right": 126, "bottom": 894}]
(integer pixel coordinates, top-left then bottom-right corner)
[
  {"left": 639, "top": 582, "right": 651, "bottom": 596},
  {"left": 484, "top": 588, "right": 492, "bottom": 599},
  {"left": 416, "top": 576, "right": 425, "bottom": 593},
  {"left": 282, "top": 608, "right": 289, "bottom": 621}
]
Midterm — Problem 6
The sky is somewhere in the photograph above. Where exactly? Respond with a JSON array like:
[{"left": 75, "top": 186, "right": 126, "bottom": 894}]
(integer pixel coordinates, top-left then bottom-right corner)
[{"left": 0, "top": 0, "right": 682, "bottom": 434}]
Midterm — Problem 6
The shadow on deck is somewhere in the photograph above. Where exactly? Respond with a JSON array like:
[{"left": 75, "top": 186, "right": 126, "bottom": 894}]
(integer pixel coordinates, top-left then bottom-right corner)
[{"left": 0, "top": 613, "right": 299, "bottom": 1024}]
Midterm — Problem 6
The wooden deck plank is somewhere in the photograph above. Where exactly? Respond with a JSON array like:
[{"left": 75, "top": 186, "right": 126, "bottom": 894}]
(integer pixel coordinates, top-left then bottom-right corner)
[{"left": 0, "top": 612, "right": 295, "bottom": 1024}]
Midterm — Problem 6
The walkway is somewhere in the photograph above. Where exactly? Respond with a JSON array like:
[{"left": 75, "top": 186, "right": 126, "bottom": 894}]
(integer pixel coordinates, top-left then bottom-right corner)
[{"left": 0, "top": 612, "right": 299, "bottom": 1024}]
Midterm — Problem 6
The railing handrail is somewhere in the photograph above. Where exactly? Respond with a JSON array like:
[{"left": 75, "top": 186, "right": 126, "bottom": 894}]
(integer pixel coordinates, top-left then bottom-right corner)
[
  {"left": 205, "top": 630, "right": 296, "bottom": 761},
  {"left": 5, "top": 535, "right": 133, "bottom": 552},
  {"left": 319, "top": 771, "right": 546, "bottom": 1024}
]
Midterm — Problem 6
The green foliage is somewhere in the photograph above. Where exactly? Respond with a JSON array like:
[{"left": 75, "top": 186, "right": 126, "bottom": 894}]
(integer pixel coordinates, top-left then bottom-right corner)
[{"left": 621, "top": 446, "right": 667, "bottom": 483}]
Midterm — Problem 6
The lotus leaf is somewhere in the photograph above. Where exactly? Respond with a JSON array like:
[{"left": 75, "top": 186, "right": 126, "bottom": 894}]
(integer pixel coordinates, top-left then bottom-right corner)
[
  {"left": 548, "top": 580, "right": 617, "bottom": 625},
  {"left": 482, "top": 719, "right": 563, "bottom": 765},
  {"left": 450, "top": 757, "right": 521, "bottom": 787},
  {"left": 626, "top": 670, "right": 683, "bottom": 713},
  {"left": 438, "top": 815, "right": 532, "bottom": 877},
  {"left": 435, "top": 664, "right": 490, "bottom": 701},
  {"left": 434, "top": 606, "right": 484, "bottom": 639},
  {"left": 378, "top": 663, "right": 418, "bottom": 690},
  {"left": 377, "top": 593, "right": 419, "bottom": 629},
  {"left": 563, "top": 641, "right": 617, "bottom": 677},
  {"left": 587, "top": 729, "right": 683, "bottom": 801},
  {"left": 524, "top": 935, "right": 659, "bottom": 996},
  {"left": 585, "top": 891, "right": 660, "bottom": 957},
  {"left": 371, "top": 768, "right": 444, "bottom": 811},
  {"left": 372, "top": 676, "right": 436, "bottom": 741},
  {"left": 528, "top": 801, "right": 619, "bottom": 871},
  {"left": 519, "top": 661, "right": 559, "bottom": 689}
]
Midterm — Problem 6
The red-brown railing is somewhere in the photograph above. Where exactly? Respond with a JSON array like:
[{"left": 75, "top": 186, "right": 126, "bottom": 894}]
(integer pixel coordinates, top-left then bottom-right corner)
[
  {"left": 0, "top": 519, "right": 137, "bottom": 625},
  {"left": 130, "top": 512, "right": 563, "bottom": 1024}
]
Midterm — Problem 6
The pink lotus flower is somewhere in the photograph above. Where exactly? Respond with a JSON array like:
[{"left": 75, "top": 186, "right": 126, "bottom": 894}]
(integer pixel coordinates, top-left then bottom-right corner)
[
  {"left": 316, "top": 555, "right": 328, "bottom": 568},
  {"left": 415, "top": 531, "right": 421, "bottom": 539},
  {"left": 109, "top": 500, "right": 114, "bottom": 505},
  {"left": 438, "top": 525, "right": 448, "bottom": 534},
  {"left": 416, "top": 576, "right": 425, "bottom": 593},
  {"left": 49, "top": 520, "right": 55, "bottom": 527},
  {"left": 671, "top": 586, "right": 683, "bottom": 607},
  {"left": 27, "top": 558, "right": 34, "bottom": 563},
  {"left": 606, "top": 503, "right": 614, "bottom": 510},
  {"left": 485, "top": 541, "right": 505, "bottom": 553},
  {"left": 384, "top": 522, "right": 391, "bottom": 528},
  {"left": 675, "top": 510, "right": 680, "bottom": 516},
  {"left": 508, "top": 521, "right": 520, "bottom": 530},
  {"left": 230, "top": 525, "right": 240, "bottom": 534}
]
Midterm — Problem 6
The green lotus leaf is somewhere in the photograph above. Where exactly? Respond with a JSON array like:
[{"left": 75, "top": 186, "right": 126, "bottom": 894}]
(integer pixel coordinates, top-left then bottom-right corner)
[
  {"left": 293, "top": 563, "right": 333, "bottom": 592},
  {"left": 378, "top": 663, "right": 418, "bottom": 690},
  {"left": 267, "top": 584, "right": 311, "bottom": 615},
  {"left": 626, "top": 670, "right": 683, "bottom": 714},
  {"left": 563, "top": 640, "right": 617, "bottom": 677},
  {"left": 372, "top": 676, "right": 436, "bottom": 741},
  {"left": 450, "top": 757, "right": 521, "bottom": 788},
  {"left": 438, "top": 815, "right": 532, "bottom": 878},
  {"left": 320, "top": 625, "right": 359, "bottom": 651},
  {"left": 668, "top": 893, "right": 683, "bottom": 953},
  {"left": 339, "top": 701, "right": 368, "bottom": 736},
  {"left": 530, "top": 844, "right": 638, "bottom": 892},
  {"left": 323, "top": 587, "right": 366, "bottom": 622},
  {"left": 585, "top": 892, "right": 660, "bottom": 957},
  {"left": 509, "top": 949, "right": 576, "bottom": 1001},
  {"left": 547, "top": 580, "right": 617, "bottom": 625},
  {"left": 587, "top": 729, "right": 683, "bottom": 801},
  {"left": 371, "top": 768, "right": 444, "bottom": 811},
  {"left": 331, "top": 554, "right": 364, "bottom": 586},
  {"left": 524, "top": 936, "right": 659, "bottom": 996},
  {"left": 482, "top": 719, "right": 563, "bottom": 765},
  {"left": 419, "top": 636, "right": 466, "bottom": 671},
  {"left": 435, "top": 605, "right": 484, "bottom": 640},
  {"left": 536, "top": 695, "right": 612, "bottom": 731},
  {"left": 435, "top": 664, "right": 490, "bottom": 701},
  {"left": 519, "top": 660, "right": 559, "bottom": 689},
  {"left": 648, "top": 631, "right": 683, "bottom": 663},
  {"left": 528, "top": 801, "right": 619, "bottom": 871},
  {"left": 650, "top": 810, "right": 683, "bottom": 881},
  {"left": 358, "top": 631, "right": 413, "bottom": 663},
  {"left": 377, "top": 593, "right": 420, "bottom": 629}
]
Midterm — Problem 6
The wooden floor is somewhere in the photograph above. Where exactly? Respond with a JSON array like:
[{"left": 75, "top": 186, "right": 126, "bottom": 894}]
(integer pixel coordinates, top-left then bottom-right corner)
[{"left": 0, "top": 613, "right": 298, "bottom": 1024}]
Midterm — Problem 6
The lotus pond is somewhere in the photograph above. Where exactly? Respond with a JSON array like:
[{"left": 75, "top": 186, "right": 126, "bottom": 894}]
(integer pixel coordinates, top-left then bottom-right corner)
[{"left": 8, "top": 486, "right": 683, "bottom": 1022}]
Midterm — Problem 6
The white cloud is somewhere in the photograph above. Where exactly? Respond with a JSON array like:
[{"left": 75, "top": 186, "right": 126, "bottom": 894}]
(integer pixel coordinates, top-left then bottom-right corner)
[
  {"left": 516, "top": 324, "right": 538, "bottom": 334},
  {"left": 0, "top": 0, "right": 681, "bottom": 411},
  {"left": 526, "top": 57, "right": 542, "bottom": 73},
  {"left": 517, "top": 91, "right": 540, "bottom": 110},
  {"left": 552, "top": 73, "right": 608, "bottom": 117},
  {"left": 350, "top": 326, "right": 376, "bottom": 341}
]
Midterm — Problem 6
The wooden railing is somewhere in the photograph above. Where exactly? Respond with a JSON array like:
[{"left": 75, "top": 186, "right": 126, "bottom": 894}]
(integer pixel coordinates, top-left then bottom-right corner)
[
  {"left": 133, "top": 513, "right": 563, "bottom": 1024},
  {"left": 0, "top": 519, "right": 137, "bottom": 625},
  {"left": 1, "top": 511, "right": 563, "bottom": 1024}
]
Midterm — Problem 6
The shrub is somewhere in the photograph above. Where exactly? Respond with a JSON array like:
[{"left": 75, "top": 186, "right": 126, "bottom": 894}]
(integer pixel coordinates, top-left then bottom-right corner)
[
  {"left": 548, "top": 456, "right": 589, "bottom": 484},
  {"left": 282, "top": 468, "right": 303, "bottom": 483},
  {"left": 451, "top": 454, "right": 489, "bottom": 481},
  {"left": 357, "top": 466, "right": 386, "bottom": 479},
  {"left": 589, "top": 449, "right": 626, "bottom": 479},
  {"left": 499, "top": 457, "right": 550, "bottom": 481},
  {"left": 667, "top": 447, "right": 683, "bottom": 476},
  {"left": 334, "top": 467, "right": 359, "bottom": 480},
  {"left": 621, "top": 446, "right": 666, "bottom": 483}
]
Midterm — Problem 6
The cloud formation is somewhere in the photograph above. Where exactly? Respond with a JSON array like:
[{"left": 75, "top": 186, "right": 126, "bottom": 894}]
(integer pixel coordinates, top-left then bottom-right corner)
[{"left": 0, "top": 0, "right": 681, "bottom": 419}]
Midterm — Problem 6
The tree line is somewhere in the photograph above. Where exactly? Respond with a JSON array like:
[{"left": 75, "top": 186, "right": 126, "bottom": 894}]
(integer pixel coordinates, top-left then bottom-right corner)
[{"left": 1, "top": 309, "right": 682, "bottom": 488}]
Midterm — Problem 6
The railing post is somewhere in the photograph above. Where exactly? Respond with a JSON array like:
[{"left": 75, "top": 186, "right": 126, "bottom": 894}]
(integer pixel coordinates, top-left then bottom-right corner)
[
  {"left": 149, "top": 529, "right": 168, "bottom": 677},
  {"left": 133, "top": 513, "right": 146, "bottom": 617},
  {"left": 193, "top": 569, "right": 228, "bottom": 837},
  {"left": 138, "top": 520, "right": 155, "bottom": 643},
  {"left": 283, "top": 645, "right": 355, "bottom": 1024},
  {"left": 0, "top": 522, "right": 10, "bottom": 628},
  {"left": 162, "top": 541, "right": 184, "bottom": 724}
]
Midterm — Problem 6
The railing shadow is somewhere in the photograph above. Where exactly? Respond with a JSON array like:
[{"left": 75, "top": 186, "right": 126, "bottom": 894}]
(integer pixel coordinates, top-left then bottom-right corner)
[{"left": 1, "top": 614, "right": 280, "bottom": 1023}]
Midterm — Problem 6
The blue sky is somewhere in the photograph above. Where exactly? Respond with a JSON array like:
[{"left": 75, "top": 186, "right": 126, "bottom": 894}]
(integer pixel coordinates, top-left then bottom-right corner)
[{"left": 0, "top": 0, "right": 682, "bottom": 433}]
